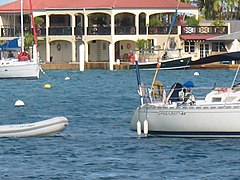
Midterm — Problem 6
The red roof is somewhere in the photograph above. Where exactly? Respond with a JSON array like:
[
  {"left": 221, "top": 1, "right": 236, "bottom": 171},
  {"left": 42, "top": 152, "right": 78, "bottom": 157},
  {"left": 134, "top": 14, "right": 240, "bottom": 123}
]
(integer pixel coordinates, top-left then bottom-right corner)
[
  {"left": 180, "top": 34, "right": 219, "bottom": 41},
  {"left": 0, "top": 0, "right": 197, "bottom": 12}
]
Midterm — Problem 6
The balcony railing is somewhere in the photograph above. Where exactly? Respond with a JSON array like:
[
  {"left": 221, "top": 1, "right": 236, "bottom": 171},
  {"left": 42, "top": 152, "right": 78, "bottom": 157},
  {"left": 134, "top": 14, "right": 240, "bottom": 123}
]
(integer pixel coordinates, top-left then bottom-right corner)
[
  {"left": 37, "top": 28, "right": 46, "bottom": 36},
  {"left": 49, "top": 27, "right": 72, "bottom": 35},
  {"left": 148, "top": 26, "right": 178, "bottom": 34},
  {"left": 1, "top": 28, "right": 19, "bottom": 37},
  {"left": 74, "top": 27, "right": 84, "bottom": 35},
  {"left": 139, "top": 26, "right": 146, "bottom": 35},
  {"left": 181, "top": 26, "right": 228, "bottom": 34},
  {"left": 0, "top": 25, "right": 229, "bottom": 37},
  {"left": 1, "top": 26, "right": 33, "bottom": 37},
  {"left": 87, "top": 26, "right": 111, "bottom": 35},
  {"left": 115, "top": 26, "right": 136, "bottom": 35}
]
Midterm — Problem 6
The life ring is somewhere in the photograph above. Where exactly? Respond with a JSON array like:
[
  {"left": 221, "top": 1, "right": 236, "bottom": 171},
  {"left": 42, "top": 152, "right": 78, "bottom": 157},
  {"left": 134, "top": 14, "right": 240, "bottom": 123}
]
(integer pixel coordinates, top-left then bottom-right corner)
[
  {"left": 57, "top": 44, "right": 61, "bottom": 51},
  {"left": 130, "top": 55, "right": 135, "bottom": 63},
  {"left": 126, "top": 43, "right": 131, "bottom": 50}
]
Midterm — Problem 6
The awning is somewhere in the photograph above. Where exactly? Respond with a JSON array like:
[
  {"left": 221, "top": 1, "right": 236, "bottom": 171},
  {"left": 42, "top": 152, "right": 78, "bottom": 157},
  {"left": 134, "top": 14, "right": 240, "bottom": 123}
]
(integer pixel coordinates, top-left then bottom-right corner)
[{"left": 180, "top": 34, "right": 219, "bottom": 41}]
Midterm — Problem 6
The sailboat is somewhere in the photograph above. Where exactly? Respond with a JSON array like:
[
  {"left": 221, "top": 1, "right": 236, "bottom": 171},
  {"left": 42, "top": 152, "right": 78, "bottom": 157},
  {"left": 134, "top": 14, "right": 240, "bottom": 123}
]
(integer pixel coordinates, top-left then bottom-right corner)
[
  {"left": 190, "top": 39, "right": 240, "bottom": 66},
  {"left": 129, "top": 3, "right": 191, "bottom": 70},
  {"left": 128, "top": 50, "right": 191, "bottom": 70},
  {"left": 0, "top": 0, "right": 40, "bottom": 79},
  {"left": 130, "top": 53, "right": 240, "bottom": 137}
]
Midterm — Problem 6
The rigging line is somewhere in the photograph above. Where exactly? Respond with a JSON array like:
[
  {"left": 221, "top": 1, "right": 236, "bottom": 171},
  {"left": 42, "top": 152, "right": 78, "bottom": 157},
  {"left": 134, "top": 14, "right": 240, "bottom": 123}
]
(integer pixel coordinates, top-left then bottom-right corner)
[
  {"left": 163, "top": 0, "right": 181, "bottom": 51},
  {"left": 150, "top": 1, "right": 181, "bottom": 92},
  {"left": 39, "top": 66, "right": 49, "bottom": 78},
  {"left": 231, "top": 64, "right": 240, "bottom": 89}
]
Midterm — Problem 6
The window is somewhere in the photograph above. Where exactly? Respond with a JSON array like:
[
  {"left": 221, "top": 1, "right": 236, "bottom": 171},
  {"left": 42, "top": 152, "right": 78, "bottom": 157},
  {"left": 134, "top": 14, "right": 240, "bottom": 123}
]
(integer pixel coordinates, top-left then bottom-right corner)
[
  {"left": 184, "top": 41, "right": 195, "bottom": 53},
  {"left": 212, "top": 97, "right": 221, "bottom": 102},
  {"left": 148, "top": 39, "right": 154, "bottom": 53},
  {"left": 212, "top": 42, "right": 226, "bottom": 52}
]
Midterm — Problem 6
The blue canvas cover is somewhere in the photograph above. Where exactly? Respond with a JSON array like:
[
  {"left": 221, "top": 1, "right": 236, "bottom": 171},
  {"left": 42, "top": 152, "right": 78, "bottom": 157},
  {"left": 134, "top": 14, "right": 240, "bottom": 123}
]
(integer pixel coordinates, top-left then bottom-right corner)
[{"left": 0, "top": 38, "right": 21, "bottom": 52}]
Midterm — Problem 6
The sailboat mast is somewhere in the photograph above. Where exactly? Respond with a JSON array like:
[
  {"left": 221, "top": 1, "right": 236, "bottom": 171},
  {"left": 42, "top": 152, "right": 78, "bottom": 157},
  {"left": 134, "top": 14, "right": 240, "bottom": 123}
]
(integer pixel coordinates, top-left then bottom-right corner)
[
  {"left": 20, "top": 0, "right": 24, "bottom": 52},
  {"left": 150, "top": 1, "right": 181, "bottom": 91},
  {"left": 29, "top": 0, "right": 38, "bottom": 48}
]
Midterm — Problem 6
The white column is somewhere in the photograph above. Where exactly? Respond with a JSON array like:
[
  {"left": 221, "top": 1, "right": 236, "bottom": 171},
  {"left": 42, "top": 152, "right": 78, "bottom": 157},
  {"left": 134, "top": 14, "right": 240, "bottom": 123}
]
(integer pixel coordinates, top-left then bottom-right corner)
[
  {"left": 146, "top": 14, "right": 149, "bottom": 35},
  {"left": 109, "top": 13, "right": 115, "bottom": 71},
  {"left": 135, "top": 14, "right": 139, "bottom": 35},
  {"left": 71, "top": 15, "right": 75, "bottom": 35},
  {"left": 71, "top": 15, "right": 76, "bottom": 63},
  {"left": 109, "top": 43, "right": 114, "bottom": 71},
  {"left": 84, "top": 12, "right": 88, "bottom": 36},
  {"left": 79, "top": 43, "right": 85, "bottom": 71},
  {"left": 46, "top": 15, "right": 50, "bottom": 63},
  {"left": 85, "top": 42, "right": 88, "bottom": 63}
]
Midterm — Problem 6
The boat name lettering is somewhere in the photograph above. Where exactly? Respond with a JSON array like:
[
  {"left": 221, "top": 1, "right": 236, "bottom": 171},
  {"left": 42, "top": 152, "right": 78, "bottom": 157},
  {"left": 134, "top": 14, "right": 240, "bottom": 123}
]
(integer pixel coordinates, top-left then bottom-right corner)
[
  {"left": 158, "top": 111, "right": 186, "bottom": 115},
  {"left": 19, "top": 124, "right": 35, "bottom": 128}
]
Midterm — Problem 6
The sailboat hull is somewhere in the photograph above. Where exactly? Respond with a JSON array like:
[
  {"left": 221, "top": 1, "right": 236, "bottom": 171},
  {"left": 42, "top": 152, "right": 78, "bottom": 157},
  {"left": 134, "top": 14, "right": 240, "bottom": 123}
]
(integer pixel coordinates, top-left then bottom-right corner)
[
  {"left": 130, "top": 106, "right": 240, "bottom": 137},
  {"left": 129, "top": 57, "right": 191, "bottom": 70},
  {"left": 0, "top": 59, "right": 40, "bottom": 79}
]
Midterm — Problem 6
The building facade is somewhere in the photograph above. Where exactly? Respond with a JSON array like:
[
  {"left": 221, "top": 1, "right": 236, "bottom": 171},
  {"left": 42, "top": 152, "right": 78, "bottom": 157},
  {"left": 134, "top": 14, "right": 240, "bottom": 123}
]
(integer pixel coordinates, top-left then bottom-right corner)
[{"left": 0, "top": 0, "right": 231, "bottom": 70}]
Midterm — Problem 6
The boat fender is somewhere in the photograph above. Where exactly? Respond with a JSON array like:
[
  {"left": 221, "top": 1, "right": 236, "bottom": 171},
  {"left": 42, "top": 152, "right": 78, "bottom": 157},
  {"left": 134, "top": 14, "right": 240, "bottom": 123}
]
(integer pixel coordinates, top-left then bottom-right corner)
[
  {"left": 137, "top": 120, "right": 141, "bottom": 137},
  {"left": 144, "top": 119, "right": 148, "bottom": 137}
]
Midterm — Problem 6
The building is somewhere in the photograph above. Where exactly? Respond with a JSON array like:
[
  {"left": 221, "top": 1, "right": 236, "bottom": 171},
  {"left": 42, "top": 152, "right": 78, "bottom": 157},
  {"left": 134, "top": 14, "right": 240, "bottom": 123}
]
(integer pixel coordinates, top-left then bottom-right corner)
[{"left": 0, "top": 0, "right": 231, "bottom": 70}]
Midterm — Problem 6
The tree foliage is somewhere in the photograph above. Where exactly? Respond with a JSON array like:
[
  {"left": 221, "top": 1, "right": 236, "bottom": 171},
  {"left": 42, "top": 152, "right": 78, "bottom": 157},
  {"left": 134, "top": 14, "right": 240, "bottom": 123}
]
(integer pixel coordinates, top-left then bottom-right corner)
[
  {"left": 24, "top": 32, "right": 34, "bottom": 51},
  {"left": 136, "top": 39, "right": 151, "bottom": 50},
  {"left": 186, "top": 16, "right": 199, "bottom": 26},
  {"left": 181, "top": 0, "right": 240, "bottom": 20}
]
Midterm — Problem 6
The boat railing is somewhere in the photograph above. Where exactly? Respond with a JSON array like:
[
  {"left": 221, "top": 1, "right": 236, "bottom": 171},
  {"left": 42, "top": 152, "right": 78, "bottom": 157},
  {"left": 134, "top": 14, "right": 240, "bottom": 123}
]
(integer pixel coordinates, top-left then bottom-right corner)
[{"left": 137, "top": 85, "right": 220, "bottom": 106}]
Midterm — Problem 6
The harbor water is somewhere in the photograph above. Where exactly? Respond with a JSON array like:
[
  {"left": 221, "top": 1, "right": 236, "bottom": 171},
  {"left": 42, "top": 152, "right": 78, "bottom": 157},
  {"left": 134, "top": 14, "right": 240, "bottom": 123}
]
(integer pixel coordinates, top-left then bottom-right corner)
[{"left": 0, "top": 69, "right": 239, "bottom": 179}]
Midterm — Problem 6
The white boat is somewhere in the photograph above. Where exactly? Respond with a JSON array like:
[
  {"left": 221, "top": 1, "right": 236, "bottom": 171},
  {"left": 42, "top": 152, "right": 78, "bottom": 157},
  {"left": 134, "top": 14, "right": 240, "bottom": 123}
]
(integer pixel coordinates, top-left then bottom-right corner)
[
  {"left": 0, "top": 57, "right": 40, "bottom": 79},
  {"left": 0, "top": 116, "right": 68, "bottom": 138},
  {"left": 129, "top": 55, "right": 191, "bottom": 70},
  {"left": 0, "top": 0, "right": 40, "bottom": 79},
  {"left": 130, "top": 61, "right": 240, "bottom": 138}
]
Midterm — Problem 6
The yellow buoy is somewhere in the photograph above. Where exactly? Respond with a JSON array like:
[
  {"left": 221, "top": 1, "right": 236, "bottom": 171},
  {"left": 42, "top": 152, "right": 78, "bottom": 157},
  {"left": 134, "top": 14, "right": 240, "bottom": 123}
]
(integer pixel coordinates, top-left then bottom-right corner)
[{"left": 44, "top": 84, "right": 52, "bottom": 89}]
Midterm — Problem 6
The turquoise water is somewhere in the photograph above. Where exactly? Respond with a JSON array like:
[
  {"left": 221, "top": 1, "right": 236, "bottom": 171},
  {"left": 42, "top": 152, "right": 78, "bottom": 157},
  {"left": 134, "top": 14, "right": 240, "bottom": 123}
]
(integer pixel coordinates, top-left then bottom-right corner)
[{"left": 0, "top": 69, "right": 239, "bottom": 179}]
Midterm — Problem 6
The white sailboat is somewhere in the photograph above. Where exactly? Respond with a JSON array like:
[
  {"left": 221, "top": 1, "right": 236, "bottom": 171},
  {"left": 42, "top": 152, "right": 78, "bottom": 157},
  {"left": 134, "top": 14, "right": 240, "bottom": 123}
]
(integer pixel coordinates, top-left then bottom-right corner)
[
  {"left": 130, "top": 60, "right": 240, "bottom": 138},
  {"left": 0, "top": 0, "right": 40, "bottom": 79},
  {"left": 129, "top": 2, "right": 191, "bottom": 70}
]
